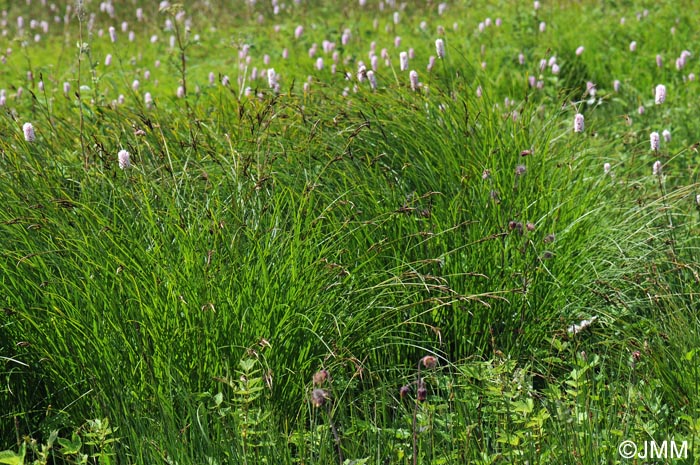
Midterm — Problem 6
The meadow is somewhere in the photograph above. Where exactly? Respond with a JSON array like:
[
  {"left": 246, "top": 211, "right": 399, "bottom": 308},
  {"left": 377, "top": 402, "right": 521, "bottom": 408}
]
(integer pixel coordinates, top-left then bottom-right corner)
[{"left": 2, "top": 0, "right": 700, "bottom": 463}]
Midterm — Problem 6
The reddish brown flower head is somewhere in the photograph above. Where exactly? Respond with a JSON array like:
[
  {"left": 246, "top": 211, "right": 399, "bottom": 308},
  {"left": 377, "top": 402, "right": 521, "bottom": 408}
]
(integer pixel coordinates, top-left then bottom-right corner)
[
  {"left": 311, "top": 389, "right": 329, "bottom": 408},
  {"left": 421, "top": 355, "right": 438, "bottom": 369},
  {"left": 417, "top": 385, "right": 428, "bottom": 402},
  {"left": 313, "top": 369, "right": 329, "bottom": 386},
  {"left": 399, "top": 385, "right": 411, "bottom": 399}
]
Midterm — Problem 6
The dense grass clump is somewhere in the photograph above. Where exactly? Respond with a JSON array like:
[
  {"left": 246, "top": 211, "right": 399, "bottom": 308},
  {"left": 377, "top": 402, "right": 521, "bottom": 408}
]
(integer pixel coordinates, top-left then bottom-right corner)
[{"left": 2, "top": 1, "right": 700, "bottom": 464}]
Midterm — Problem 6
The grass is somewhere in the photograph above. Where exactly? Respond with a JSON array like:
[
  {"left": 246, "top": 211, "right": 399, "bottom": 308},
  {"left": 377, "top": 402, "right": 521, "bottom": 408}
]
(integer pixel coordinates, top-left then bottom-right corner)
[{"left": 2, "top": 0, "right": 700, "bottom": 463}]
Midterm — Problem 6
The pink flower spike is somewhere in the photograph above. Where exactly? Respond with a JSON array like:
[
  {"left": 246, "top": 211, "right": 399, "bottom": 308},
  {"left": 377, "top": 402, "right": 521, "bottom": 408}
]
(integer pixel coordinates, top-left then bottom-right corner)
[
  {"left": 650, "top": 132, "right": 660, "bottom": 151},
  {"left": 654, "top": 84, "right": 666, "bottom": 104},
  {"left": 435, "top": 39, "right": 445, "bottom": 58},
  {"left": 23, "top": 122, "right": 35, "bottom": 142},
  {"left": 118, "top": 149, "right": 131, "bottom": 169}
]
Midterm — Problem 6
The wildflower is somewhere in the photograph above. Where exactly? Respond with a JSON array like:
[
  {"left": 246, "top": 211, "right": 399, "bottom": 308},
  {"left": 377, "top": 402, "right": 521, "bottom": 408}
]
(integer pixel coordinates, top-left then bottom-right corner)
[
  {"left": 294, "top": 25, "right": 303, "bottom": 39},
  {"left": 476, "top": 85, "right": 482, "bottom": 98},
  {"left": 586, "top": 81, "right": 596, "bottom": 97},
  {"left": 551, "top": 63, "right": 560, "bottom": 74},
  {"left": 638, "top": 105, "right": 645, "bottom": 115},
  {"left": 656, "top": 54, "right": 663, "bottom": 67},
  {"left": 105, "top": 54, "right": 112, "bottom": 66},
  {"left": 543, "top": 233, "right": 555, "bottom": 243},
  {"left": 63, "top": 81, "right": 70, "bottom": 95},
  {"left": 311, "top": 388, "right": 329, "bottom": 407},
  {"left": 696, "top": 194, "right": 700, "bottom": 206},
  {"left": 176, "top": 85, "right": 185, "bottom": 98},
  {"left": 367, "top": 70, "right": 377, "bottom": 89},
  {"left": 421, "top": 355, "right": 438, "bottom": 369},
  {"left": 400, "top": 51, "right": 408, "bottom": 71},
  {"left": 650, "top": 132, "right": 660, "bottom": 151},
  {"left": 417, "top": 383, "right": 427, "bottom": 402},
  {"left": 604, "top": 162, "right": 611, "bottom": 174},
  {"left": 22, "top": 122, "right": 35, "bottom": 142},
  {"left": 526, "top": 222, "right": 536, "bottom": 232},
  {"left": 118, "top": 149, "right": 131, "bottom": 169},
  {"left": 573, "top": 113, "right": 584, "bottom": 133},
  {"left": 515, "top": 164, "right": 526, "bottom": 176},
  {"left": 539, "top": 21, "right": 546, "bottom": 32},
  {"left": 267, "top": 68, "right": 277, "bottom": 88},
  {"left": 654, "top": 84, "right": 666, "bottom": 104},
  {"left": 575, "top": 46, "right": 584, "bottom": 56},
  {"left": 313, "top": 369, "right": 329, "bottom": 386},
  {"left": 613, "top": 79, "right": 621, "bottom": 92},
  {"left": 662, "top": 129, "right": 671, "bottom": 142},
  {"left": 144, "top": 92, "right": 153, "bottom": 108},
  {"left": 222, "top": 75, "right": 230, "bottom": 86},
  {"left": 316, "top": 57, "right": 323, "bottom": 71},
  {"left": 653, "top": 160, "right": 662, "bottom": 176},
  {"left": 38, "top": 81, "right": 44, "bottom": 92},
  {"left": 518, "top": 53, "right": 525, "bottom": 65},
  {"left": 399, "top": 385, "right": 411, "bottom": 399},
  {"left": 629, "top": 41, "right": 637, "bottom": 52},
  {"left": 109, "top": 26, "right": 116, "bottom": 42},
  {"left": 435, "top": 38, "right": 445, "bottom": 58},
  {"left": 409, "top": 70, "right": 419, "bottom": 90}
]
